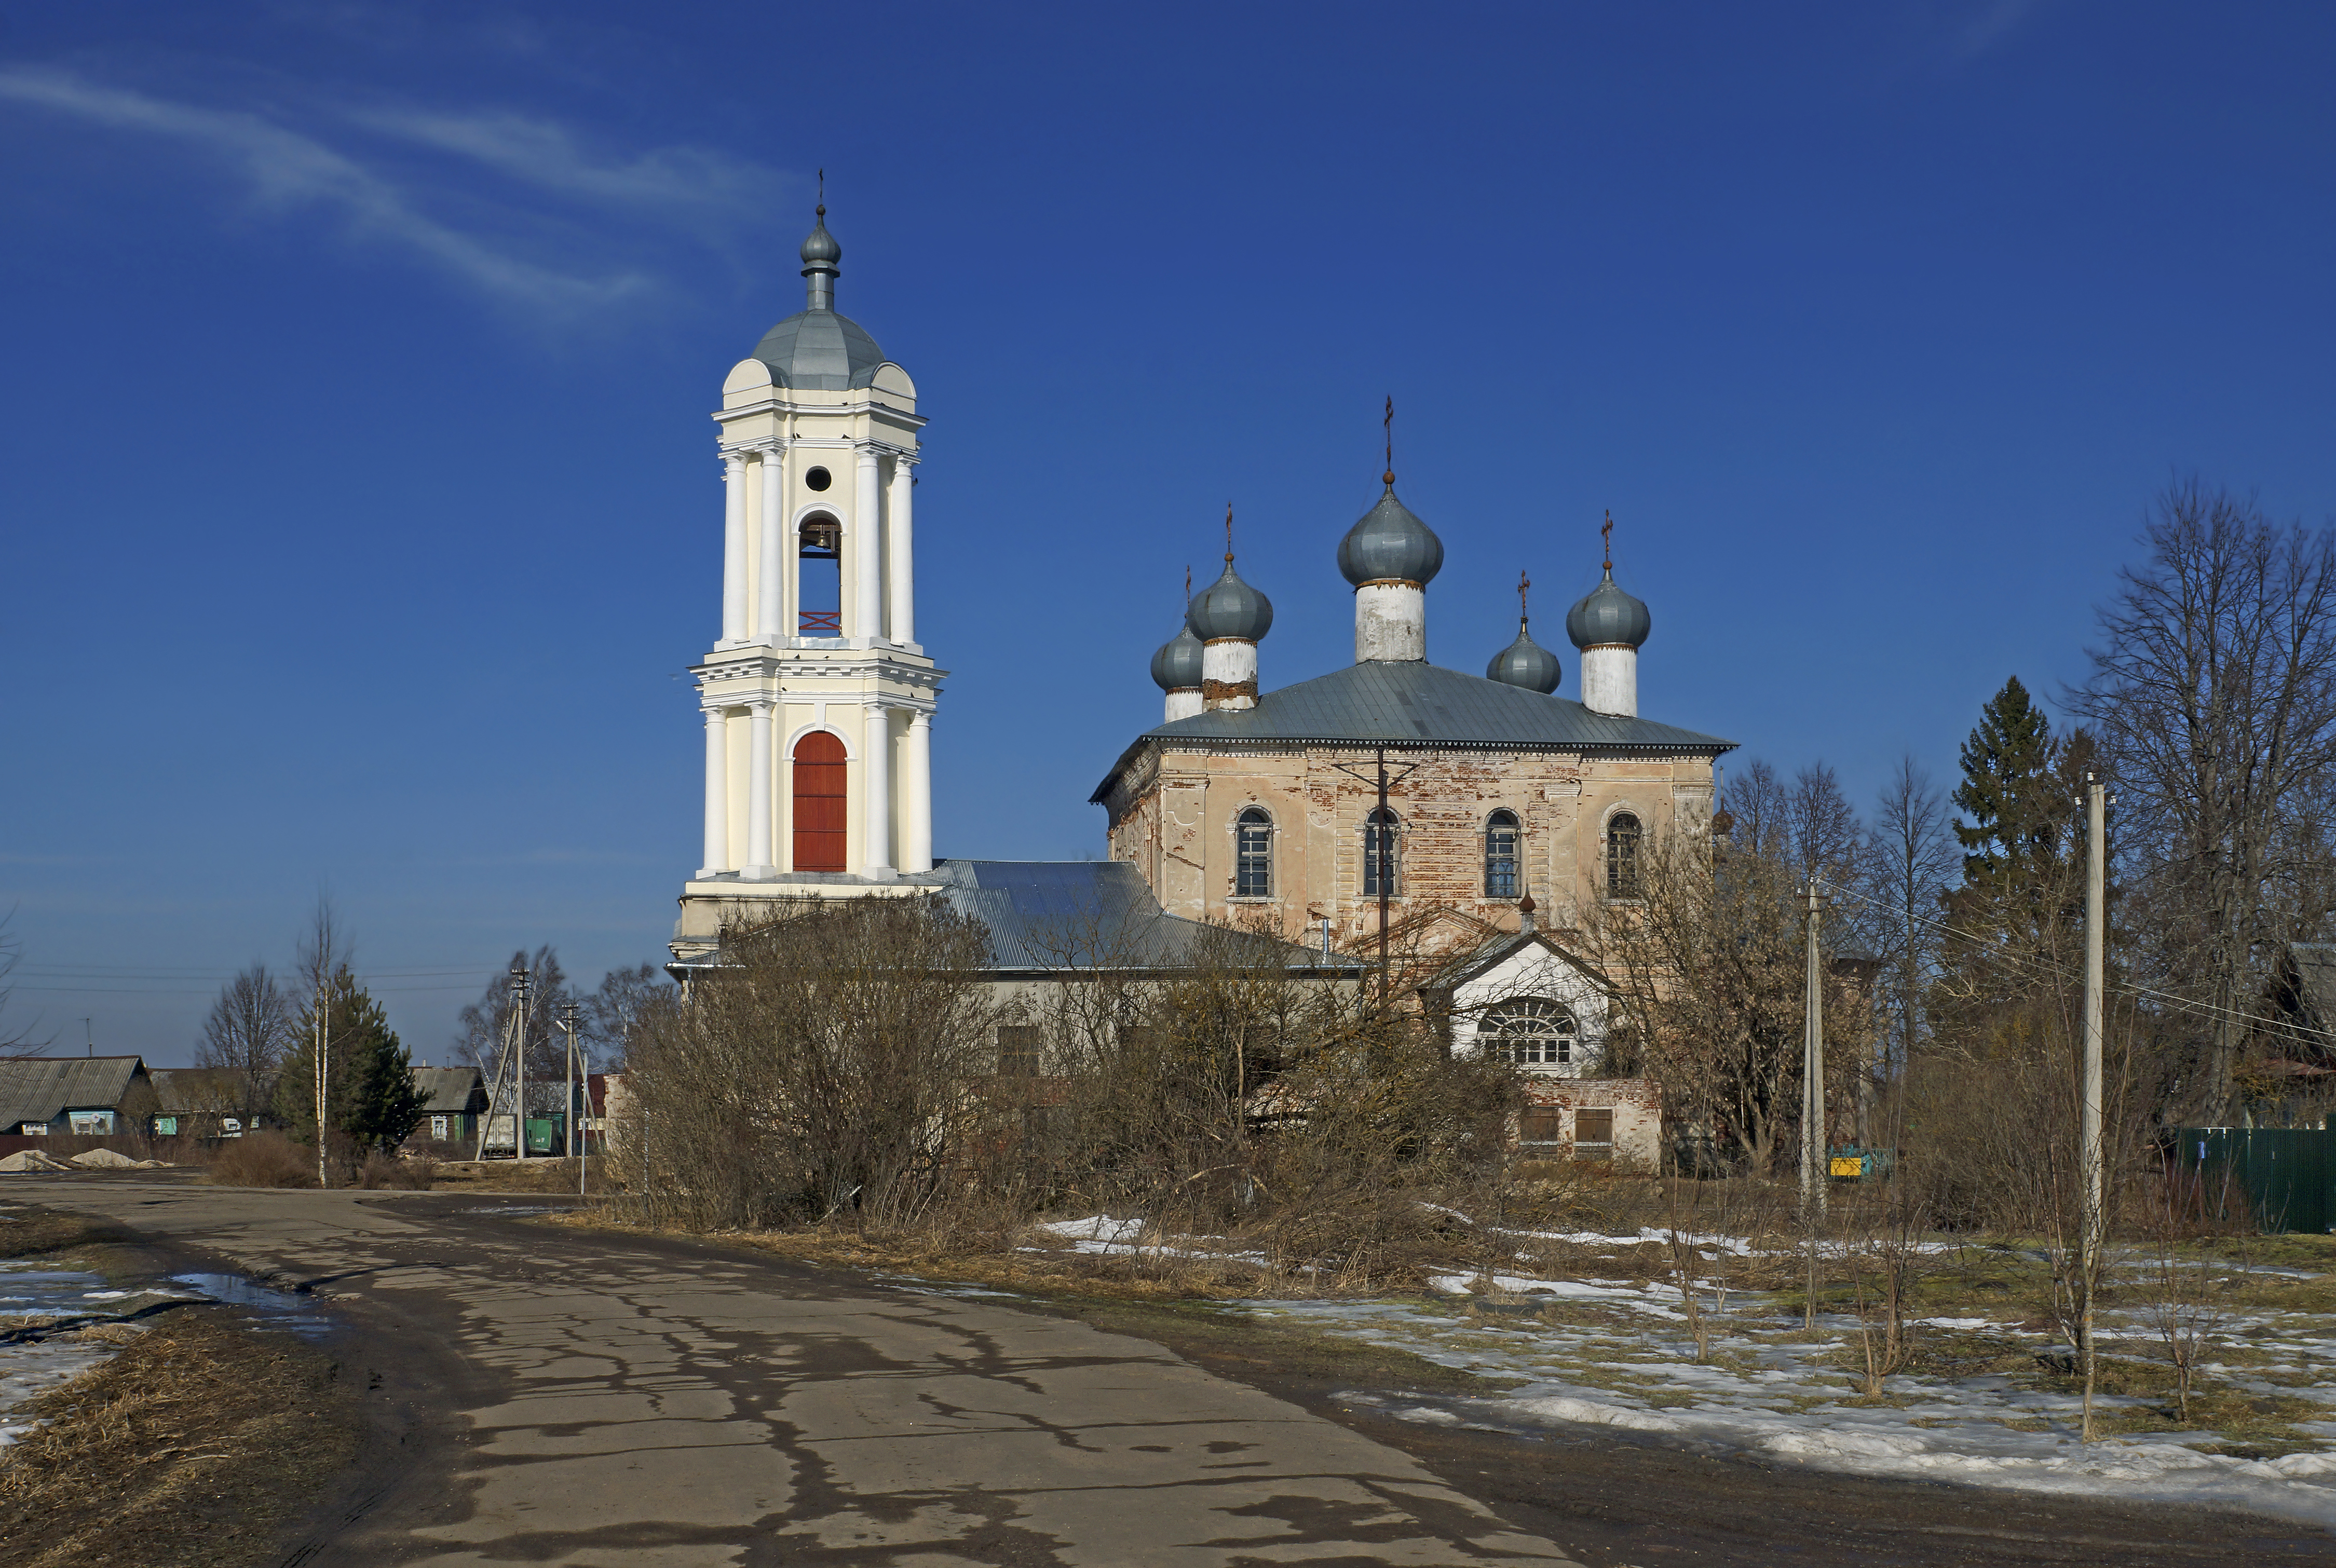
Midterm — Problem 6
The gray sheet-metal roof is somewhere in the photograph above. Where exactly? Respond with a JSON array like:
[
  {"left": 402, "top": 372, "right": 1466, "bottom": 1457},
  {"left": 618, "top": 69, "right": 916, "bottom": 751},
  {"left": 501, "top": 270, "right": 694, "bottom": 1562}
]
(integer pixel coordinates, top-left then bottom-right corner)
[
  {"left": 412, "top": 1066, "right": 487, "bottom": 1115},
  {"left": 750, "top": 308, "right": 888, "bottom": 390},
  {"left": 1092, "top": 659, "right": 1733, "bottom": 802},
  {"left": 927, "top": 860, "right": 1347, "bottom": 973},
  {"left": 0, "top": 1056, "right": 146, "bottom": 1131}
]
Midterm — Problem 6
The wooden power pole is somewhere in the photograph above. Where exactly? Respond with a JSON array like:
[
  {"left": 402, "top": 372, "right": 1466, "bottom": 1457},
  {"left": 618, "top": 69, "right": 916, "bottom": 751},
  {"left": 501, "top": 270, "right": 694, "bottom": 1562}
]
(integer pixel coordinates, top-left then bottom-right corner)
[{"left": 2081, "top": 773, "right": 2107, "bottom": 1439}]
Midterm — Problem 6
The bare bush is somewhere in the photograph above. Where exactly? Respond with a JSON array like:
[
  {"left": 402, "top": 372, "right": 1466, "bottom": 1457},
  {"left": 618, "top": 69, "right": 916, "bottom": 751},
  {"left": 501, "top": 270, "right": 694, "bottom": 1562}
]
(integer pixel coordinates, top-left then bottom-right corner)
[{"left": 202, "top": 1132, "right": 316, "bottom": 1189}]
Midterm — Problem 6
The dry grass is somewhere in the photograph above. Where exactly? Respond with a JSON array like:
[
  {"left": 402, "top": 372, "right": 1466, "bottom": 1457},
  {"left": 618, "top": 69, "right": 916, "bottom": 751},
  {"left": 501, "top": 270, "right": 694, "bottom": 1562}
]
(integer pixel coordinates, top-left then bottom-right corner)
[
  {"left": 429, "top": 1157, "right": 604, "bottom": 1195},
  {"left": 0, "top": 1310, "right": 358, "bottom": 1567}
]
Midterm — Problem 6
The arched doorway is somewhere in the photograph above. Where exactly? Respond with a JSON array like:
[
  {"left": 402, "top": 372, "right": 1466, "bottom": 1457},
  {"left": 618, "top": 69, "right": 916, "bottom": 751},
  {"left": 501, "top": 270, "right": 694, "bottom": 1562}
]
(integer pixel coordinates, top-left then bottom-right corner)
[{"left": 792, "top": 731, "right": 848, "bottom": 871}]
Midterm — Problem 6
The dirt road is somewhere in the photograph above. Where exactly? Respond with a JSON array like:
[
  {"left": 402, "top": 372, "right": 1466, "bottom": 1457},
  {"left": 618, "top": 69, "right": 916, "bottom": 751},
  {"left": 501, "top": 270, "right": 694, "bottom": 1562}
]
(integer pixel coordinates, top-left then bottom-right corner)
[{"left": 11, "top": 1176, "right": 2331, "bottom": 1567}]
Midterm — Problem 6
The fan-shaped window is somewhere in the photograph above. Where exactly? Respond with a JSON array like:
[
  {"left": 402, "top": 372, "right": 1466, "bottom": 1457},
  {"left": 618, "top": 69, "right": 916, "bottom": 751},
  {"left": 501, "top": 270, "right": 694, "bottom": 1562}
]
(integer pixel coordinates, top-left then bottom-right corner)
[
  {"left": 1485, "top": 810, "right": 1520, "bottom": 898},
  {"left": 792, "top": 731, "right": 848, "bottom": 871},
  {"left": 1479, "top": 998, "right": 1577, "bottom": 1068},
  {"left": 1235, "top": 808, "right": 1273, "bottom": 897},
  {"left": 1362, "top": 808, "right": 1400, "bottom": 897},
  {"left": 798, "top": 514, "right": 842, "bottom": 635},
  {"left": 1606, "top": 812, "right": 1642, "bottom": 899}
]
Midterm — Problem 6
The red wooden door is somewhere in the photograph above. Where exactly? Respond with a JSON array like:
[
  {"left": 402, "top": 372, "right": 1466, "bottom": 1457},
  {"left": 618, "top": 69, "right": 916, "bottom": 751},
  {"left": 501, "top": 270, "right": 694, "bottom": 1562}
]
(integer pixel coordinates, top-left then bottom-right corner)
[{"left": 792, "top": 731, "right": 848, "bottom": 872}]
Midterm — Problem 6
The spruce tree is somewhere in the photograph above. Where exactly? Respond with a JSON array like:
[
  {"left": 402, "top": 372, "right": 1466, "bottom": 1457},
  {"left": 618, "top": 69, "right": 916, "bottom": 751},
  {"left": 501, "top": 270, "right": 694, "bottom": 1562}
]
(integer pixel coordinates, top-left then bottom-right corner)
[
  {"left": 1952, "top": 676, "right": 2056, "bottom": 884},
  {"left": 273, "top": 967, "right": 426, "bottom": 1154}
]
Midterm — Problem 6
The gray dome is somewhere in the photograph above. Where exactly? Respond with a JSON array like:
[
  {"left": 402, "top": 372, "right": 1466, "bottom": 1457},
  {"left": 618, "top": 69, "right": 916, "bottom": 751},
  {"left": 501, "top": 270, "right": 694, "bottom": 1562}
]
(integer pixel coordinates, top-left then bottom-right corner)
[
  {"left": 750, "top": 309, "right": 887, "bottom": 391},
  {"left": 1566, "top": 569, "right": 1651, "bottom": 650},
  {"left": 1187, "top": 558, "right": 1273, "bottom": 642},
  {"left": 1486, "top": 624, "right": 1563, "bottom": 693},
  {"left": 1337, "top": 484, "right": 1445, "bottom": 587},
  {"left": 799, "top": 208, "right": 841, "bottom": 266},
  {"left": 1150, "top": 625, "right": 1204, "bottom": 691}
]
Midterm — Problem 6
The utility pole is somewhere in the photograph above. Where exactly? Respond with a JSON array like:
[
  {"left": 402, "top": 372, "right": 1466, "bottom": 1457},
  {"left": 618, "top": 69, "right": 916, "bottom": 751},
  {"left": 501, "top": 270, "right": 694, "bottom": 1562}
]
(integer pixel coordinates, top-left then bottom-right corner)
[
  {"left": 313, "top": 974, "right": 329, "bottom": 1190},
  {"left": 1801, "top": 881, "right": 1826, "bottom": 1221},
  {"left": 515, "top": 962, "right": 532, "bottom": 1161},
  {"left": 2080, "top": 773, "right": 2107, "bottom": 1440},
  {"left": 1330, "top": 746, "right": 1418, "bottom": 1010},
  {"left": 476, "top": 960, "right": 529, "bottom": 1161},
  {"left": 559, "top": 999, "right": 585, "bottom": 1194}
]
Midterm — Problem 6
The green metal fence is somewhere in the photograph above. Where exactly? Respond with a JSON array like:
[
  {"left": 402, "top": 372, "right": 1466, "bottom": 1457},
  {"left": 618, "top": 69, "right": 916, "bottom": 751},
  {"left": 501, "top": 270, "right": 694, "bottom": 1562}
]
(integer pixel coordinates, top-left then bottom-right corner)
[{"left": 2168, "top": 1127, "right": 2336, "bottom": 1234}]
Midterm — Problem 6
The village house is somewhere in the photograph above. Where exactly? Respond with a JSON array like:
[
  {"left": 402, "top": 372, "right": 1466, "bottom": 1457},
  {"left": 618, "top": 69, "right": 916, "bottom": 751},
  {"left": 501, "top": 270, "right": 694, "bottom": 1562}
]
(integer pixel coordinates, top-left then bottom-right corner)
[
  {"left": 0, "top": 1056, "right": 160, "bottom": 1140},
  {"left": 147, "top": 1067, "right": 266, "bottom": 1139}
]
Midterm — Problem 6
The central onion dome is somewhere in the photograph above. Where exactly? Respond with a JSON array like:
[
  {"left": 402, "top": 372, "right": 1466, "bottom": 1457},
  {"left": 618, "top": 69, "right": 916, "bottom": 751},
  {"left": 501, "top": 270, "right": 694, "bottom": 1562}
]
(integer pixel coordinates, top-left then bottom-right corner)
[
  {"left": 748, "top": 203, "right": 888, "bottom": 391},
  {"left": 1486, "top": 622, "right": 1563, "bottom": 693},
  {"left": 1188, "top": 557, "right": 1273, "bottom": 642},
  {"left": 1150, "top": 625, "right": 1204, "bottom": 690},
  {"left": 1566, "top": 567, "right": 1652, "bottom": 650},
  {"left": 1337, "top": 480, "right": 1445, "bottom": 587}
]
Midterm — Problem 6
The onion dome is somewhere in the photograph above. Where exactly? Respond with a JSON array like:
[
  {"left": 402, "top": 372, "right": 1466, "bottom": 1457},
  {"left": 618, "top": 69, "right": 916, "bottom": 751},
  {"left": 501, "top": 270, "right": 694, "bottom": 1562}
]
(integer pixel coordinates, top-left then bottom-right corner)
[
  {"left": 1337, "top": 480, "right": 1445, "bottom": 587},
  {"left": 747, "top": 202, "right": 886, "bottom": 390},
  {"left": 799, "top": 206, "right": 841, "bottom": 267},
  {"left": 1486, "top": 622, "right": 1563, "bottom": 693},
  {"left": 1187, "top": 557, "right": 1273, "bottom": 642},
  {"left": 1566, "top": 567, "right": 1651, "bottom": 650},
  {"left": 1150, "top": 625, "right": 1204, "bottom": 691}
]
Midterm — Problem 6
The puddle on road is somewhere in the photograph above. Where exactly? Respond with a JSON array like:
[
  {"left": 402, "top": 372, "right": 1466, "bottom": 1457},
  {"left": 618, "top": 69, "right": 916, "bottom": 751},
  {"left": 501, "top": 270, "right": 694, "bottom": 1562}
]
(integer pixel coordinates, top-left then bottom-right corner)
[{"left": 169, "top": 1274, "right": 334, "bottom": 1340}]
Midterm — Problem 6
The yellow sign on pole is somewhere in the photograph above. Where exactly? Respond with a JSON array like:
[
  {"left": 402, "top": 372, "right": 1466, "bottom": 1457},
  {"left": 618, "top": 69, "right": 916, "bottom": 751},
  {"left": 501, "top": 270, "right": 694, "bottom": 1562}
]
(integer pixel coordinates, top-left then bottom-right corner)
[{"left": 1829, "top": 1155, "right": 1865, "bottom": 1179}]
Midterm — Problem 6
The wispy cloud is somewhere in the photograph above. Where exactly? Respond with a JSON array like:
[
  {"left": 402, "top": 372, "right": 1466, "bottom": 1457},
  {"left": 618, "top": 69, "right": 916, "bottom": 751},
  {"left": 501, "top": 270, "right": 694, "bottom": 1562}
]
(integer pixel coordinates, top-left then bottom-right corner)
[
  {"left": 0, "top": 66, "right": 775, "bottom": 317},
  {"left": 348, "top": 107, "right": 777, "bottom": 227}
]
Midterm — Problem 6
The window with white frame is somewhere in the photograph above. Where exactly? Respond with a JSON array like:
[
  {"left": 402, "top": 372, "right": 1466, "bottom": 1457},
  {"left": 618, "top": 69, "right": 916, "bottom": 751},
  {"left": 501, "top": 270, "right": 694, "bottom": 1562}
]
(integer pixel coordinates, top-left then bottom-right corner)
[
  {"left": 1478, "top": 998, "right": 1577, "bottom": 1068},
  {"left": 1235, "top": 807, "right": 1273, "bottom": 896},
  {"left": 1484, "top": 809, "right": 1520, "bottom": 898}
]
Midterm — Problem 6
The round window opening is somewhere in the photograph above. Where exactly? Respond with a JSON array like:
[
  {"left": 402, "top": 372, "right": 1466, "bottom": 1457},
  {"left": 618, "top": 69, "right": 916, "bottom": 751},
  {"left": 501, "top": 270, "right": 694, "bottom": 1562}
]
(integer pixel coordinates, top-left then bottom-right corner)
[{"left": 804, "top": 466, "right": 833, "bottom": 492}]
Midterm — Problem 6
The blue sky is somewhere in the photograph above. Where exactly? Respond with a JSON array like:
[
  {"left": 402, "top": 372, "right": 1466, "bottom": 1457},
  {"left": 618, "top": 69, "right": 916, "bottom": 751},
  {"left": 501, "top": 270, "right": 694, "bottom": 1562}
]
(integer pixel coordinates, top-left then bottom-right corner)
[{"left": 3, "top": 2, "right": 2333, "bottom": 1063}]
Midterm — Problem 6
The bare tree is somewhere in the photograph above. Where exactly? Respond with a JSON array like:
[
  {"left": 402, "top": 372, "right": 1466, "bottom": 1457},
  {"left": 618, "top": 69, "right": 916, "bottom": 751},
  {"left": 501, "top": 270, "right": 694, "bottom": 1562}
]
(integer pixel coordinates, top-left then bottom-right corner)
[
  {"left": 453, "top": 946, "right": 571, "bottom": 1109},
  {"left": 195, "top": 964, "right": 295, "bottom": 1124},
  {"left": 2070, "top": 480, "right": 2336, "bottom": 1120},
  {"left": 1870, "top": 755, "right": 1958, "bottom": 1081},
  {"left": 580, "top": 963, "right": 669, "bottom": 1069},
  {"left": 0, "top": 910, "right": 51, "bottom": 1057}
]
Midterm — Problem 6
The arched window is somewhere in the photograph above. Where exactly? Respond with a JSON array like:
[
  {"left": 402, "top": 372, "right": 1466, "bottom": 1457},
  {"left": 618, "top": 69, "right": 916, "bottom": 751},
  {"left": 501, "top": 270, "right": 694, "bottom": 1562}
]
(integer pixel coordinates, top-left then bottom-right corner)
[
  {"left": 1362, "top": 807, "right": 1400, "bottom": 897},
  {"left": 798, "top": 515, "right": 842, "bottom": 635},
  {"left": 1478, "top": 998, "right": 1578, "bottom": 1068},
  {"left": 1606, "top": 811, "right": 1642, "bottom": 899},
  {"left": 1235, "top": 808, "right": 1273, "bottom": 897},
  {"left": 1484, "top": 810, "right": 1520, "bottom": 898},
  {"left": 792, "top": 731, "right": 848, "bottom": 872}
]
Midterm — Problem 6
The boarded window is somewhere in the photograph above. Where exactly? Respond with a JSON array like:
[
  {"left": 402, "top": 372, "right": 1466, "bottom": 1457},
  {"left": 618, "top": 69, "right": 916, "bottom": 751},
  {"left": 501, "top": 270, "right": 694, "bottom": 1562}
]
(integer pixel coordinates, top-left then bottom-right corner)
[
  {"left": 792, "top": 731, "right": 848, "bottom": 872},
  {"left": 1519, "top": 1108, "right": 1564, "bottom": 1146},
  {"left": 1574, "top": 1108, "right": 1615, "bottom": 1160},
  {"left": 997, "top": 1026, "right": 1041, "bottom": 1076}
]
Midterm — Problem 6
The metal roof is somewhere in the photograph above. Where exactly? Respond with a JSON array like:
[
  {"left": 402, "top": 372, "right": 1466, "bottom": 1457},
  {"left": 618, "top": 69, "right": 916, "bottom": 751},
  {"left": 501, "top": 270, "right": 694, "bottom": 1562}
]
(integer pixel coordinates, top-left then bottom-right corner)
[
  {"left": 1567, "top": 569, "right": 1652, "bottom": 650},
  {"left": 928, "top": 859, "right": 1346, "bottom": 973},
  {"left": 749, "top": 308, "right": 888, "bottom": 391},
  {"left": 149, "top": 1067, "right": 251, "bottom": 1115},
  {"left": 1092, "top": 660, "right": 1733, "bottom": 802},
  {"left": 0, "top": 1056, "right": 146, "bottom": 1131},
  {"left": 1337, "top": 484, "right": 1444, "bottom": 587}
]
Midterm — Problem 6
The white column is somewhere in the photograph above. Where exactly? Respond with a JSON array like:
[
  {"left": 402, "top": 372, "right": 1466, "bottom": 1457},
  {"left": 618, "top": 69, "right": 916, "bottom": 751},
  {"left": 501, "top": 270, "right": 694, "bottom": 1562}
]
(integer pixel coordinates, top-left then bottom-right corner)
[
  {"left": 757, "top": 445, "right": 786, "bottom": 644},
  {"left": 853, "top": 445, "right": 882, "bottom": 643},
  {"left": 743, "top": 700, "right": 775, "bottom": 878},
  {"left": 887, "top": 458, "right": 915, "bottom": 646},
  {"left": 902, "top": 712, "right": 932, "bottom": 873},
  {"left": 699, "top": 707, "right": 729, "bottom": 877},
  {"left": 721, "top": 453, "right": 748, "bottom": 645},
  {"left": 863, "top": 703, "right": 894, "bottom": 875}
]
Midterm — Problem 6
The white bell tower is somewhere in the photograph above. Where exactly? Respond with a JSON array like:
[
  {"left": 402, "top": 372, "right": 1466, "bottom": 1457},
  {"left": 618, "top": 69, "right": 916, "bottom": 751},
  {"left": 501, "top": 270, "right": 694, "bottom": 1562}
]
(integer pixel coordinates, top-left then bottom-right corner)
[{"left": 672, "top": 201, "right": 944, "bottom": 963}]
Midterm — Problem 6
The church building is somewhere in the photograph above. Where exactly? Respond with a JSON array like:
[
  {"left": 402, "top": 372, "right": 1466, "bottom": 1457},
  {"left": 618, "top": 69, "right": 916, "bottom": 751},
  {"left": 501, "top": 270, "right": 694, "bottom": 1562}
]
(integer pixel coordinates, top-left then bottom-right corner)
[{"left": 1093, "top": 480, "right": 1735, "bottom": 950}]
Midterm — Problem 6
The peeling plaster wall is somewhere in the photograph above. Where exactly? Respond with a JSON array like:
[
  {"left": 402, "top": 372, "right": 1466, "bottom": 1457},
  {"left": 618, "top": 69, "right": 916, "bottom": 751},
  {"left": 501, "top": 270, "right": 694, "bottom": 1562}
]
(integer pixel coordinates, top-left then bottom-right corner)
[{"left": 1107, "top": 744, "right": 1717, "bottom": 948}]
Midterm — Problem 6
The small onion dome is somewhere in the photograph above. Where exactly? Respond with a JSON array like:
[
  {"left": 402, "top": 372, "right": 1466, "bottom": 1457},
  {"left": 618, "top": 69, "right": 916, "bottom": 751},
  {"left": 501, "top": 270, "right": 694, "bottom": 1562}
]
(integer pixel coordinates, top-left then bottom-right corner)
[
  {"left": 1566, "top": 567, "right": 1651, "bottom": 649},
  {"left": 1187, "top": 557, "right": 1274, "bottom": 641},
  {"left": 1337, "top": 482, "right": 1445, "bottom": 587},
  {"left": 1150, "top": 625, "right": 1204, "bottom": 691},
  {"left": 799, "top": 206, "right": 841, "bottom": 266},
  {"left": 1485, "top": 623, "right": 1562, "bottom": 693}
]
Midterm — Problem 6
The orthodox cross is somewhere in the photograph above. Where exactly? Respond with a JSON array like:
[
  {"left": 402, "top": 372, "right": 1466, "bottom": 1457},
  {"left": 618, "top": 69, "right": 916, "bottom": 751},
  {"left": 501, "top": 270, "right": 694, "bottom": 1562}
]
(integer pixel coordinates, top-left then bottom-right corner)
[
  {"left": 1517, "top": 569, "right": 1531, "bottom": 625},
  {"left": 1224, "top": 502, "right": 1235, "bottom": 563},
  {"left": 1602, "top": 511, "right": 1614, "bottom": 572},
  {"left": 1382, "top": 395, "right": 1395, "bottom": 484}
]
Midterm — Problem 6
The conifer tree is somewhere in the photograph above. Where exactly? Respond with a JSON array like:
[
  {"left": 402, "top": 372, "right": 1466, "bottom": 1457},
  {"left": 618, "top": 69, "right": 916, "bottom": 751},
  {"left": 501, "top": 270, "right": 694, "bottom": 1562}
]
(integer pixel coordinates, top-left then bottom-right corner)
[
  {"left": 275, "top": 966, "right": 427, "bottom": 1155},
  {"left": 1952, "top": 676, "right": 2055, "bottom": 884}
]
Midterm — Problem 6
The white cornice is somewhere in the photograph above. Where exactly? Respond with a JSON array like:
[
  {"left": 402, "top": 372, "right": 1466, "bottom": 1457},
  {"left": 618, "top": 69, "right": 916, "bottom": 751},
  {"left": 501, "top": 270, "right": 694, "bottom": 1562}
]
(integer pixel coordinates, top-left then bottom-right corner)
[{"left": 713, "top": 396, "right": 928, "bottom": 432}]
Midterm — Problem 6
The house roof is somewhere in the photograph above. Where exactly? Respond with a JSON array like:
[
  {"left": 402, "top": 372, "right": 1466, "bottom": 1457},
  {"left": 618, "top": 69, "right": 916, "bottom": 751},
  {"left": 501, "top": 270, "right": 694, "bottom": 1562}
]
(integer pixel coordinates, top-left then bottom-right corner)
[
  {"left": 148, "top": 1067, "right": 251, "bottom": 1114},
  {"left": 1093, "top": 659, "right": 1734, "bottom": 802},
  {"left": 0, "top": 1056, "right": 146, "bottom": 1130},
  {"left": 411, "top": 1066, "right": 486, "bottom": 1114}
]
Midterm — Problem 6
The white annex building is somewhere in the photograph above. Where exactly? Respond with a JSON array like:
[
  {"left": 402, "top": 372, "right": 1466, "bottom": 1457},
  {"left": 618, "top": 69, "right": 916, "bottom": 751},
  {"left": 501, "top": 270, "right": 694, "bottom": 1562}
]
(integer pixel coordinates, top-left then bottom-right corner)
[{"left": 672, "top": 205, "right": 943, "bottom": 962}]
